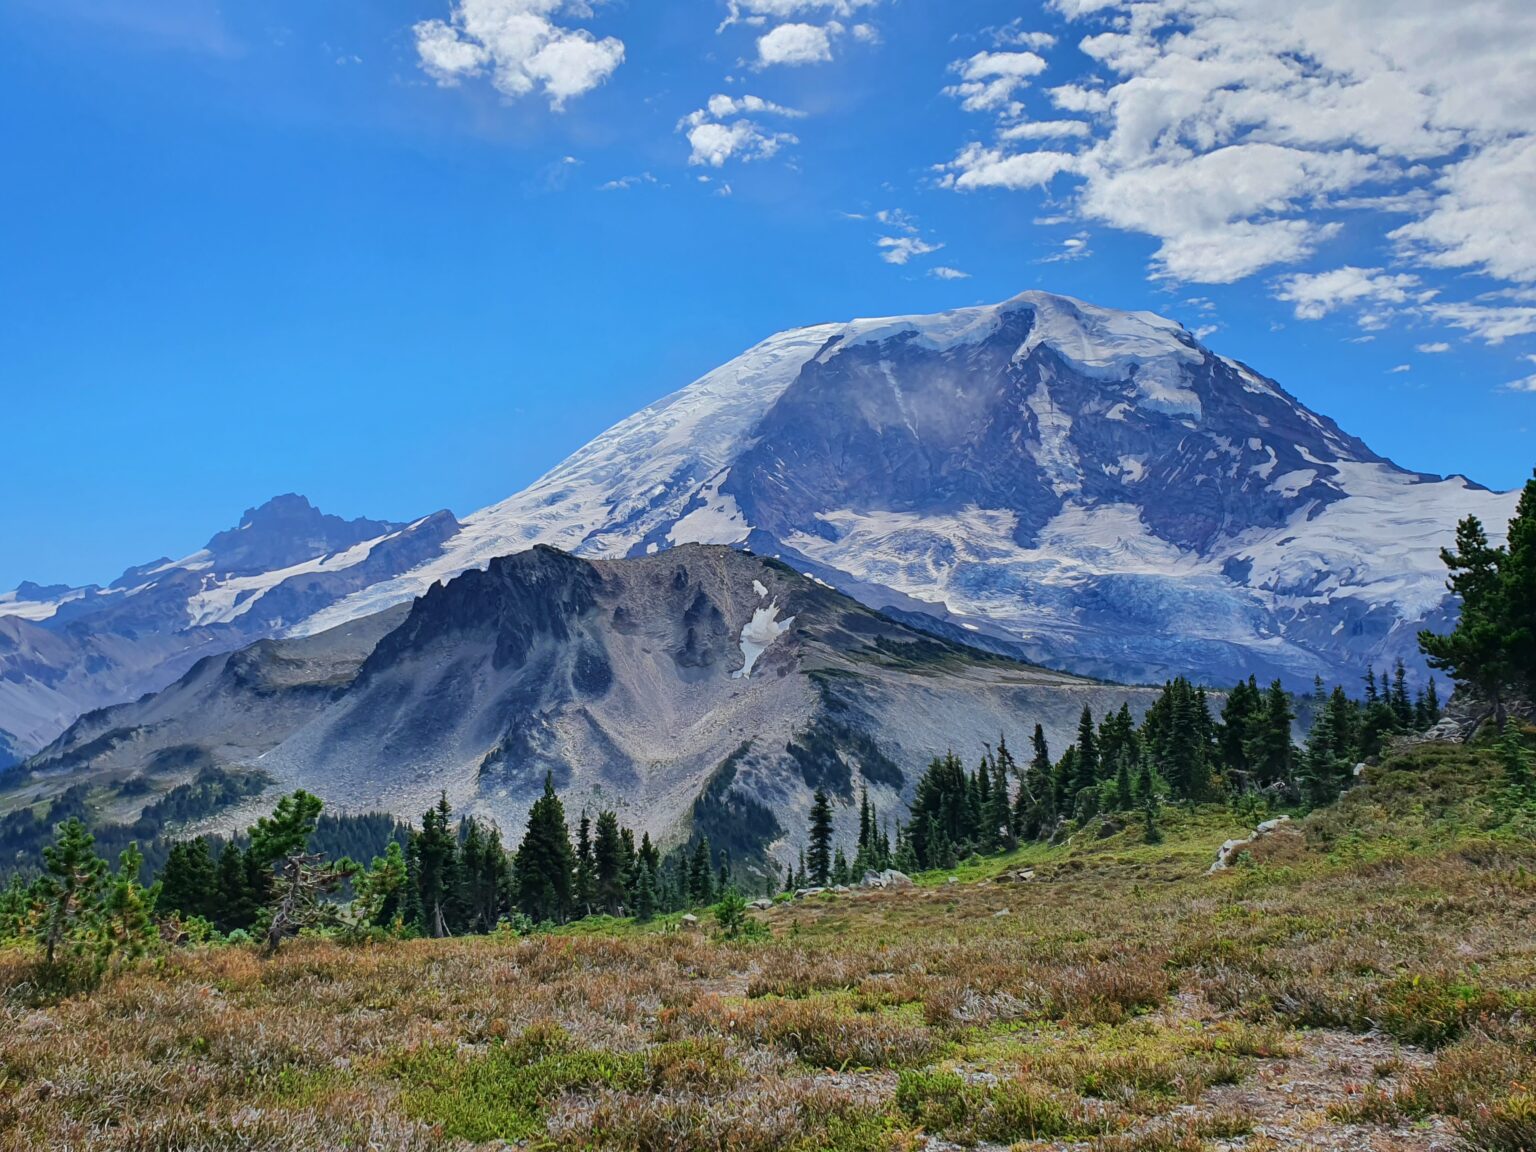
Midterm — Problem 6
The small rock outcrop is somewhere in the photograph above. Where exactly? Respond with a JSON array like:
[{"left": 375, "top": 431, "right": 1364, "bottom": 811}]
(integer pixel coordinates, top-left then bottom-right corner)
[{"left": 1210, "top": 815, "right": 1292, "bottom": 872}]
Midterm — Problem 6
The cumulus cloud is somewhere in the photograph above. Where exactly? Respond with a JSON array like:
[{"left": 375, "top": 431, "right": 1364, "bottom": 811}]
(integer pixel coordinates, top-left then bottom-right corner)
[
  {"left": 414, "top": 0, "right": 624, "bottom": 110},
  {"left": 679, "top": 94, "right": 803, "bottom": 166},
  {"left": 935, "top": 0, "right": 1536, "bottom": 319},
  {"left": 1417, "top": 342, "right": 1451, "bottom": 354},
  {"left": 1274, "top": 266, "right": 1430, "bottom": 321},
  {"left": 722, "top": 0, "right": 879, "bottom": 25},
  {"left": 944, "top": 50, "right": 1049, "bottom": 116},
  {"left": 757, "top": 21, "right": 836, "bottom": 66},
  {"left": 930, "top": 266, "right": 971, "bottom": 280}
]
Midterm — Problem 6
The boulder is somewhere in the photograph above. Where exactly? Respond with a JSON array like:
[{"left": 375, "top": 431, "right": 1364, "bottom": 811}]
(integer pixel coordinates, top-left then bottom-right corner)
[
  {"left": 794, "top": 887, "right": 827, "bottom": 900},
  {"left": 749, "top": 899, "right": 773, "bottom": 911},
  {"left": 1210, "top": 814, "right": 1292, "bottom": 872},
  {"left": 946, "top": 876, "right": 959, "bottom": 886},
  {"left": 877, "top": 869, "right": 914, "bottom": 889},
  {"left": 832, "top": 884, "right": 851, "bottom": 894},
  {"left": 992, "top": 909, "right": 1010, "bottom": 918},
  {"left": 680, "top": 913, "right": 699, "bottom": 928}
]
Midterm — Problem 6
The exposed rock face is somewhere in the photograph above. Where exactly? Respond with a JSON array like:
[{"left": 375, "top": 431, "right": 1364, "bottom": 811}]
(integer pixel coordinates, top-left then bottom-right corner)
[
  {"left": 0, "top": 496, "right": 459, "bottom": 754},
  {"left": 17, "top": 545, "right": 1162, "bottom": 873},
  {"left": 295, "top": 292, "right": 1519, "bottom": 695}
]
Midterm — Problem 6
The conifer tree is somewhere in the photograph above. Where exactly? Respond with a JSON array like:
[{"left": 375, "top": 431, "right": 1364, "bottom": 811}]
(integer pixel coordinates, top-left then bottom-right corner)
[
  {"left": 513, "top": 773, "right": 575, "bottom": 924},
  {"left": 689, "top": 837, "right": 715, "bottom": 905},
  {"left": 985, "top": 747, "right": 1014, "bottom": 851},
  {"left": 158, "top": 837, "right": 217, "bottom": 922},
  {"left": 807, "top": 790, "right": 834, "bottom": 886},
  {"left": 98, "top": 843, "right": 157, "bottom": 970},
  {"left": 40, "top": 818, "right": 108, "bottom": 967},
  {"left": 575, "top": 813, "right": 597, "bottom": 916},
  {"left": 1075, "top": 706, "right": 1100, "bottom": 784},
  {"left": 593, "top": 811, "right": 627, "bottom": 915},
  {"left": 354, "top": 840, "right": 409, "bottom": 930},
  {"left": 1249, "top": 681, "right": 1296, "bottom": 789}
]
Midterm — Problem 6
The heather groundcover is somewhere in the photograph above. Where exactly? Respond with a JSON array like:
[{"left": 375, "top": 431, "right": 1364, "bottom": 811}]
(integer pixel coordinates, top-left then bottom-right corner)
[{"left": 2, "top": 741, "right": 1534, "bottom": 1152}]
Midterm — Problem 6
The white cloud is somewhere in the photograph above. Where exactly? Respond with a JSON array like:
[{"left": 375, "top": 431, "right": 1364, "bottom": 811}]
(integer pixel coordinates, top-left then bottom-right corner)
[
  {"left": 414, "top": 0, "right": 624, "bottom": 110},
  {"left": 757, "top": 22, "right": 835, "bottom": 66},
  {"left": 878, "top": 236, "right": 943, "bottom": 265},
  {"left": 930, "top": 266, "right": 971, "bottom": 280},
  {"left": 1389, "top": 364, "right": 1412, "bottom": 374},
  {"left": 679, "top": 94, "right": 802, "bottom": 166},
  {"left": 723, "top": 0, "right": 878, "bottom": 25},
  {"left": 600, "top": 172, "right": 656, "bottom": 191},
  {"left": 1274, "top": 266, "right": 1428, "bottom": 321},
  {"left": 1502, "top": 374, "right": 1536, "bottom": 393},
  {"left": 1417, "top": 342, "right": 1451, "bottom": 354},
  {"left": 936, "top": 0, "right": 1536, "bottom": 308},
  {"left": 944, "top": 50, "right": 1049, "bottom": 116},
  {"left": 1426, "top": 302, "right": 1536, "bottom": 345}
]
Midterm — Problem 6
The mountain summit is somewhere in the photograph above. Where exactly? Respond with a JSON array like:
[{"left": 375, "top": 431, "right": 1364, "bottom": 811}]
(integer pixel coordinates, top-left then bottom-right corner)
[{"left": 298, "top": 291, "right": 1519, "bottom": 691}]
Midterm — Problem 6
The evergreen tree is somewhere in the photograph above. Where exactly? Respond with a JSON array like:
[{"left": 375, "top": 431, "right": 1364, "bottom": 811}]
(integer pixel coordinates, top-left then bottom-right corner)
[
  {"left": 214, "top": 843, "right": 260, "bottom": 933},
  {"left": 1419, "top": 510, "right": 1519, "bottom": 723},
  {"left": 98, "top": 843, "right": 157, "bottom": 970},
  {"left": 354, "top": 840, "right": 409, "bottom": 930},
  {"left": 39, "top": 818, "right": 108, "bottom": 966},
  {"left": 1075, "top": 706, "right": 1100, "bottom": 784},
  {"left": 1499, "top": 725, "right": 1534, "bottom": 804},
  {"left": 157, "top": 837, "right": 217, "bottom": 922},
  {"left": 688, "top": 837, "right": 715, "bottom": 905},
  {"left": 574, "top": 813, "right": 597, "bottom": 916},
  {"left": 412, "top": 794, "right": 460, "bottom": 937},
  {"left": 593, "top": 811, "right": 627, "bottom": 916},
  {"left": 1113, "top": 748, "right": 1135, "bottom": 811},
  {"left": 1249, "top": 680, "right": 1296, "bottom": 789},
  {"left": 985, "top": 745, "right": 1014, "bottom": 851},
  {"left": 1390, "top": 661, "right": 1414, "bottom": 728},
  {"left": 831, "top": 846, "right": 849, "bottom": 886},
  {"left": 512, "top": 773, "right": 576, "bottom": 924},
  {"left": 1141, "top": 792, "right": 1163, "bottom": 845},
  {"left": 807, "top": 790, "right": 834, "bottom": 886}
]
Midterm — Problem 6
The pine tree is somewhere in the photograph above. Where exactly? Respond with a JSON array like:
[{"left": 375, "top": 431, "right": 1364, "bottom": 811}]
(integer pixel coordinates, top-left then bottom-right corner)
[
  {"left": 1141, "top": 792, "right": 1163, "bottom": 845},
  {"left": 985, "top": 746, "right": 1014, "bottom": 852},
  {"left": 593, "top": 811, "right": 627, "bottom": 916},
  {"left": 575, "top": 813, "right": 597, "bottom": 916},
  {"left": 1499, "top": 725, "right": 1534, "bottom": 804},
  {"left": 39, "top": 818, "right": 108, "bottom": 966},
  {"left": 412, "top": 794, "right": 459, "bottom": 937},
  {"left": 1249, "top": 681, "right": 1296, "bottom": 789},
  {"left": 213, "top": 843, "right": 260, "bottom": 933},
  {"left": 354, "top": 840, "right": 409, "bottom": 930},
  {"left": 157, "top": 837, "right": 217, "bottom": 922},
  {"left": 512, "top": 773, "right": 576, "bottom": 924},
  {"left": 689, "top": 837, "right": 715, "bottom": 905},
  {"left": 98, "top": 843, "right": 156, "bottom": 970},
  {"left": 1419, "top": 511, "right": 1519, "bottom": 723},
  {"left": 831, "top": 846, "right": 849, "bottom": 886},
  {"left": 1076, "top": 706, "right": 1100, "bottom": 784},
  {"left": 1390, "top": 661, "right": 1414, "bottom": 728},
  {"left": 807, "top": 789, "right": 834, "bottom": 886},
  {"left": 1113, "top": 747, "right": 1135, "bottom": 811}
]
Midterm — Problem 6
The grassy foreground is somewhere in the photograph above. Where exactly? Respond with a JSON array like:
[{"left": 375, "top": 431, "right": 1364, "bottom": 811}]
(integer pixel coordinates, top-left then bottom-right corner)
[{"left": 2, "top": 742, "right": 1535, "bottom": 1151}]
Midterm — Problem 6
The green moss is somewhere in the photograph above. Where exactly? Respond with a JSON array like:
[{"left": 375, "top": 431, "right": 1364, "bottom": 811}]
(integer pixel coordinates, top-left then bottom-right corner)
[{"left": 389, "top": 1024, "right": 646, "bottom": 1142}]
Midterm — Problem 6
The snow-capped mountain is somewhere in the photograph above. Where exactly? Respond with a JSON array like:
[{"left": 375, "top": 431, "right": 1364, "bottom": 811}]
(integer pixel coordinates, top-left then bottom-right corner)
[
  {"left": 0, "top": 495, "right": 458, "bottom": 755},
  {"left": 298, "top": 291, "right": 1519, "bottom": 691}
]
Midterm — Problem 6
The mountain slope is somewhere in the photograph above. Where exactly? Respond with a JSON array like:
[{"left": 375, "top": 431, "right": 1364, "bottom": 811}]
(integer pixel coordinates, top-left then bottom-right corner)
[
  {"left": 297, "top": 292, "right": 1518, "bottom": 691},
  {"left": 0, "top": 495, "right": 459, "bottom": 755},
  {"left": 15, "top": 545, "right": 1159, "bottom": 864}
]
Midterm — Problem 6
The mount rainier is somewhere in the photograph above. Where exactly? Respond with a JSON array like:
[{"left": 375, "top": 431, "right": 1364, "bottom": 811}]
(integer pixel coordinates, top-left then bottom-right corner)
[
  {"left": 0, "top": 290, "right": 1517, "bottom": 759},
  {"left": 301, "top": 290, "right": 1517, "bottom": 692}
]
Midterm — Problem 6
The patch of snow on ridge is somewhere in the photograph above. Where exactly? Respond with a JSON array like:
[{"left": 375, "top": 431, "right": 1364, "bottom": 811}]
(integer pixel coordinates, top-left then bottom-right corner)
[
  {"left": 666, "top": 470, "right": 751, "bottom": 547},
  {"left": 732, "top": 602, "right": 794, "bottom": 679},
  {"left": 1015, "top": 292, "right": 1203, "bottom": 418},
  {"left": 184, "top": 534, "right": 393, "bottom": 628}
]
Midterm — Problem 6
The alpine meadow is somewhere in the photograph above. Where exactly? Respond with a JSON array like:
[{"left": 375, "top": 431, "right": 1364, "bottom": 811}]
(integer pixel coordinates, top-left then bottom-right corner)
[{"left": 3, "top": 2, "right": 1536, "bottom": 1151}]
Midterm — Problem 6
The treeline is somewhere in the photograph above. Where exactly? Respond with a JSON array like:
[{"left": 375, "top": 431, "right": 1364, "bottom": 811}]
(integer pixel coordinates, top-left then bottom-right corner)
[{"left": 831, "top": 663, "right": 1443, "bottom": 874}]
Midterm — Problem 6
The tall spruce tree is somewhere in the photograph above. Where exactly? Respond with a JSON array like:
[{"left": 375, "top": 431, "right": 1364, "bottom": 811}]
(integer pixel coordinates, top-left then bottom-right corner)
[
  {"left": 512, "top": 773, "right": 575, "bottom": 924},
  {"left": 807, "top": 790, "right": 834, "bottom": 886}
]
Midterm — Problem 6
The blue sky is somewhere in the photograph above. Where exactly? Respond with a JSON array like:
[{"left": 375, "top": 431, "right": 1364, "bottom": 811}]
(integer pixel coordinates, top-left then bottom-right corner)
[{"left": 3, "top": 0, "right": 1534, "bottom": 591}]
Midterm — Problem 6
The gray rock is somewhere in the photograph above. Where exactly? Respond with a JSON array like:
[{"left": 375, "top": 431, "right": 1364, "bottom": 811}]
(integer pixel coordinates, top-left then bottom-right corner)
[{"left": 878, "top": 869, "right": 913, "bottom": 889}]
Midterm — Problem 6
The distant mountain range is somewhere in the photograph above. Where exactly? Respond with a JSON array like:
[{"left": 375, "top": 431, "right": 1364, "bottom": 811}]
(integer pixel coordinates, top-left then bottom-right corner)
[
  {"left": 2, "top": 291, "right": 1518, "bottom": 775},
  {"left": 25, "top": 545, "right": 1154, "bottom": 862}
]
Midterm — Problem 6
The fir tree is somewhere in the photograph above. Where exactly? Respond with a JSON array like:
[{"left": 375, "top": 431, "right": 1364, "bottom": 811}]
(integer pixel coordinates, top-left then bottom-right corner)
[
  {"left": 40, "top": 818, "right": 108, "bottom": 966},
  {"left": 807, "top": 790, "right": 834, "bottom": 886},
  {"left": 575, "top": 813, "right": 596, "bottom": 916},
  {"left": 512, "top": 773, "right": 576, "bottom": 925},
  {"left": 98, "top": 843, "right": 157, "bottom": 971},
  {"left": 689, "top": 837, "right": 715, "bottom": 905},
  {"left": 353, "top": 840, "right": 409, "bottom": 930},
  {"left": 157, "top": 837, "right": 217, "bottom": 922},
  {"left": 593, "top": 811, "right": 627, "bottom": 916}
]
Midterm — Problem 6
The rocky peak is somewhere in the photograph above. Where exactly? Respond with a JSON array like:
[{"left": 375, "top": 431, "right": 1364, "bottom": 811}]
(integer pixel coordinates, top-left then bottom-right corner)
[{"left": 203, "top": 494, "right": 402, "bottom": 576}]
